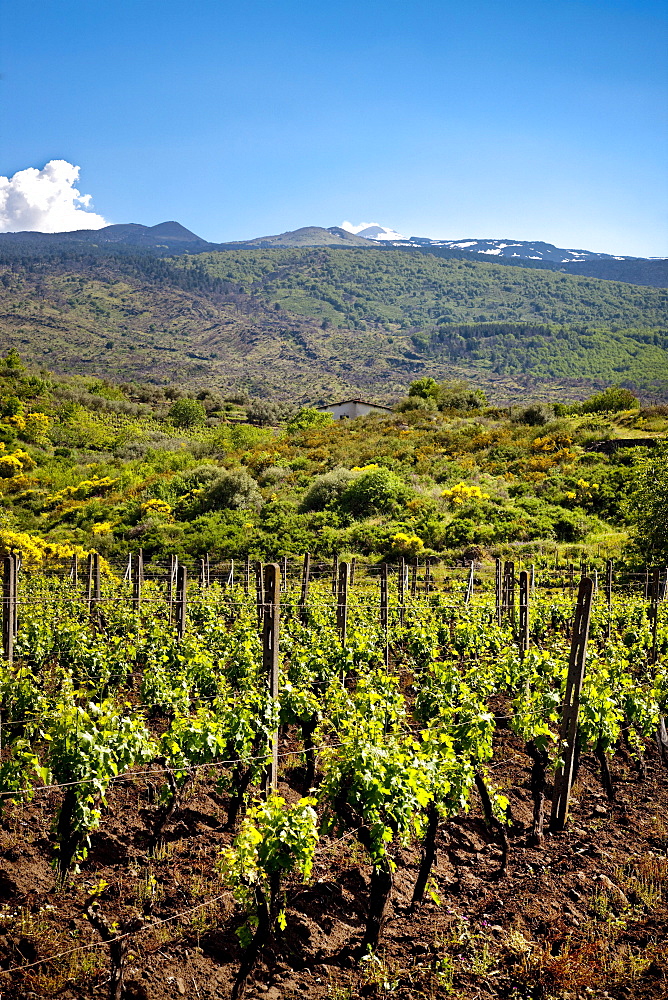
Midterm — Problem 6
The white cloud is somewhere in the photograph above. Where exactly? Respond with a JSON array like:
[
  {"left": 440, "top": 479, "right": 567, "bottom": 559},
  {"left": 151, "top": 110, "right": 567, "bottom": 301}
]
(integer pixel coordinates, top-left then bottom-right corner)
[
  {"left": 341, "top": 220, "right": 382, "bottom": 234},
  {"left": 0, "top": 160, "right": 108, "bottom": 233}
]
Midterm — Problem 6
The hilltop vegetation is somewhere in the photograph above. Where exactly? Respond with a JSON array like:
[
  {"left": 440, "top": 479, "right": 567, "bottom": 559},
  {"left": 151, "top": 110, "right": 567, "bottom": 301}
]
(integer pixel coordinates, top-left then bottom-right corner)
[
  {"left": 0, "top": 352, "right": 665, "bottom": 567},
  {"left": 183, "top": 247, "right": 668, "bottom": 330},
  {"left": 0, "top": 246, "right": 666, "bottom": 403}
]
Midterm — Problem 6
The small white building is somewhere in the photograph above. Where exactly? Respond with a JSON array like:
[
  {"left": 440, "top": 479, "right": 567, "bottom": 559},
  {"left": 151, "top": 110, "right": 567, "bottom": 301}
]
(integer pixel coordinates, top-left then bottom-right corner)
[{"left": 316, "top": 398, "right": 394, "bottom": 420}]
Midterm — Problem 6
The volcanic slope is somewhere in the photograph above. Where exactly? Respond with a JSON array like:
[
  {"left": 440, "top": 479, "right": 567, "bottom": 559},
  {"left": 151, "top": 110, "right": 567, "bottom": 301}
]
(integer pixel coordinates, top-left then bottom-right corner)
[{"left": 0, "top": 247, "right": 666, "bottom": 401}]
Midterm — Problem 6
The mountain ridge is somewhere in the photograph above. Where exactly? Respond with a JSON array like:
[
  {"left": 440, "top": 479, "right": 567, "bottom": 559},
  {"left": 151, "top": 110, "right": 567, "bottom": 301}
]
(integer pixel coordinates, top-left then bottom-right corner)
[{"left": 1, "top": 220, "right": 666, "bottom": 287}]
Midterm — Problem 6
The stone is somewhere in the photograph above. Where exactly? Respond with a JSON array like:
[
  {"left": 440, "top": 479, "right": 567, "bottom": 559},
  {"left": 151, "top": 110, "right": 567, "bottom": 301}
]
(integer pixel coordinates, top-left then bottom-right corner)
[{"left": 175, "top": 979, "right": 186, "bottom": 996}]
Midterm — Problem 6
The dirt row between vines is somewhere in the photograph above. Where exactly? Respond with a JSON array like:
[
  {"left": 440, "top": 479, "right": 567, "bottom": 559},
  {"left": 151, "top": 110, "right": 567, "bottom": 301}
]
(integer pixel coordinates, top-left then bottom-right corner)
[{"left": 1, "top": 713, "right": 667, "bottom": 1000}]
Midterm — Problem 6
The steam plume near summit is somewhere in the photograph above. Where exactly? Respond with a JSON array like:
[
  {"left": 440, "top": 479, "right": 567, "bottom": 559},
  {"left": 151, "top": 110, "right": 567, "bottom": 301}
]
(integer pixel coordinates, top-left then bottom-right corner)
[{"left": 0, "top": 160, "right": 108, "bottom": 233}]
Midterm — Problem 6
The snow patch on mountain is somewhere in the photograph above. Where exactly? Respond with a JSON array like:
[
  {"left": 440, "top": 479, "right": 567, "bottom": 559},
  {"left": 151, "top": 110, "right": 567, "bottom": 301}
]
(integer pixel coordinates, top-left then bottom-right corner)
[{"left": 341, "top": 221, "right": 407, "bottom": 241}]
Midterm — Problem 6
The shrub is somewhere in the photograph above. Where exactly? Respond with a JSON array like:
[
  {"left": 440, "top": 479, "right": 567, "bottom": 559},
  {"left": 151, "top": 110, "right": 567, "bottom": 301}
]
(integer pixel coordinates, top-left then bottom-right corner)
[
  {"left": 286, "top": 408, "right": 333, "bottom": 433},
  {"left": 299, "top": 468, "right": 355, "bottom": 512},
  {"left": 513, "top": 403, "right": 552, "bottom": 426},
  {"left": 168, "top": 398, "right": 207, "bottom": 428},
  {"left": 404, "top": 378, "right": 486, "bottom": 413},
  {"left": 395, "top": 396, "right": 438, "bottom": 413},
  {"left": 339, "top": 466, "right": 410, "bottom": 518},
  {"left": 204, "top": 470, "right": 263, "bottom": 511},
  {"left": 580, "top": 386, "right": 640, "bottom": 414}
]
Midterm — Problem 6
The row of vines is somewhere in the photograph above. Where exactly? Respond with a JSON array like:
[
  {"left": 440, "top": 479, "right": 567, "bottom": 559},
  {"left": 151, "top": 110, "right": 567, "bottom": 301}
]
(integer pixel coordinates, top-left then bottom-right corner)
[{"left": 0, "top": 567, "right": 667, "bottom": 997}]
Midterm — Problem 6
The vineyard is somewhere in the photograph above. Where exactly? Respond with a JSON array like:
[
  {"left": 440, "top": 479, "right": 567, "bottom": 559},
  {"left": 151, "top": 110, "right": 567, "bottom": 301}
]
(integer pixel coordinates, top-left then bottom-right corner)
[{"left": 0, "top": 554, "right": 667, "bottom": 1000}]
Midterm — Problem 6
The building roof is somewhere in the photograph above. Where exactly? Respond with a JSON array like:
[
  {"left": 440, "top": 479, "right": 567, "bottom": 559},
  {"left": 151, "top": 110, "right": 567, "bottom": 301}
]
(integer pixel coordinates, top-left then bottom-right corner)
[{"left": 315, "top": 398, "right": 394, "bottom": 412}]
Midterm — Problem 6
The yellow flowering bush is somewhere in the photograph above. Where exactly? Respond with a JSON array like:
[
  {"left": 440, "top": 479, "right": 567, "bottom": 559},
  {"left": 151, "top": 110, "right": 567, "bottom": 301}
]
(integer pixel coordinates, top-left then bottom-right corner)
[
  {"left": 91, "top": 522, "right": 114, "bottom": 535},
  {"left": 0, "top": 454, "right": 23, "bottom": 478},
  {"left": 0, "top": 447, "right": 35, "bottom": 478},
  {"left": 531, "top": 433, "right": 573, "bottom": 452},
  {"left": 141, "top": 498, "right": 173, "bottom": 520},
  {"left": 0, "top": 530, "right": 90, "bottom": 567},
  {"left": 564, "top": 479, "right": 599, "bottom": 503},
  {"left": 3, "top": 413, "right": 25, "bottom": 430},
  {"left": 389, "top": 532, "right": 424, "bottom": 555},
  {"left": 441, "top": 482, "right": 490, "bottom": 504},
  {"left": 45, "top": 476, "right": 119, "bottom": 507}
]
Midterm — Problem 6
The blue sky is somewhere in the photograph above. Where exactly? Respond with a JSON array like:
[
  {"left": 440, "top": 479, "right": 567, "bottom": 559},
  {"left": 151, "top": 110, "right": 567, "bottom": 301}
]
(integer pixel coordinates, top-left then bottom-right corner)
[{"left": 1, "top": 0, "right": 667, "bottom": 255}]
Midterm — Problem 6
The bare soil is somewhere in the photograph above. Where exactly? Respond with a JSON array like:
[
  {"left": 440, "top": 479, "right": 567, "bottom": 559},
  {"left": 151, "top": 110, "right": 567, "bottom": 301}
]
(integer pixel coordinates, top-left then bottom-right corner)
[{"left": 1, "top": 717, "right": 667, "bottom": 1000}]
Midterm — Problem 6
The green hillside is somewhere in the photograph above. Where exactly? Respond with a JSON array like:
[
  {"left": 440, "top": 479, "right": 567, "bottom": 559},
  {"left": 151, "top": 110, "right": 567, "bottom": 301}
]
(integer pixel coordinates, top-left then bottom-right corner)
[
  {"left": 181, "top": 247, "right": 668, "bottom": 330},
  {"left": 0, "top": 354, "right": 665, "bottom": 567},
  {"left": 0, "top": 247, "right": 666, "bottom": 402}
]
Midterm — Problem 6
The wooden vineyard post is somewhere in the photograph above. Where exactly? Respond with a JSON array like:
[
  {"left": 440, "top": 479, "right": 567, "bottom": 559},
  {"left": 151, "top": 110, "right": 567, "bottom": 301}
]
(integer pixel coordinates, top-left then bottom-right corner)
[
  {"left": 398, "top": 558, "right": 406, "bottom": 626},
  {"left": 299, "top": 553, "right": 310, "bottom": 624},
  {"left": 550, "top": 577, "right": 594, "bottom": 832},
  {"left": 380, "top": 563, "right": 389, "bottom": 631},
  {"left": 200, "top": 558, "right": 206, "bottom": 589},
  {"left": 530, "top": 563, "right": 535, "bottom": 594},
  {"left": 91, "top": 552, "right": 102, "bottom": 613},
  {"left": 123, "top": 553, "right": 132, "bottom": 584},
  {"left": 175, "top": 564, "right": 187, "bottom": 640},
  {"left": 592, "top": 569, "right": 598, "bottom": 596},
  {"left": 132, "top": 549, "right": 142, "bottom": 610},
  {"left": 380, "top": 563, "right": 389, "bottom": 666},
  {"left": 649, "top": 567, "right": 660, "bottom": 665},
  {"left": 644, "top": 566, "right": 649, "bottom": 600},
  {"left": 350, "top": 557, "right": 357, "bottom": 588},
  {"left": 254, "top": 561, "right": 263, "bottom": 628},
  {"left": 605, "top": 558, "right": 613, "bottom": 639},
  {"left": 86, "top": 552, "right": 94, "bottom": 612},
  {"left": 86, "top": 552, "right": 100, "bottom": 616},
  {"left": 12, "top": 554, "right": 19, "bottom": 641},
  {"left": 464, "top": 561, "right": 475, "bottom": 606},
  {"left": 411, "top": 557, "right": 418, "bottom": 598},
  {"left": 502, "top": 561, "right": 515, "bottom": 625},
  {"left": 331, "top": 554, "right": 339, "bottom": 597},
  {"left": 336, "top": 561, "right": 349, "bottom": 645},
  {"left": 424, "top": 556, "right": 432, "bottom": 595},
  {"left": 568, "top": 563, "right": 574, "bottom": 598},
  {"left": 2, "top": 554, "right": 16, "bottom": 666},
  {"left": 281, "top": 555, "right": 288, "bottom": 592},
  {"left": 206, "top": 552, "right": 210, "bottom": 588},
  {"left": 518, "top": 570, "right": 529, "bottom": 658},
  {"left": 93, "top": 552, "right": 101, "bottom": 616},
  {"left": 167, "top": 555, "right": 177, "bottom": 624},
  {"left": 227, "top": 559, "right": 234, "bottom": 589},
  {"left": 262, "top": 563, "right": 280, "bottom": 793},
  {"left": 70, "top": 553, "right": 78, "bottom": 587},
  {"left": 244, "top": 554, "right": 250, "bottom": 595},
  {"left": 495, "top": 557, "right": 502, "bottom": 626}
]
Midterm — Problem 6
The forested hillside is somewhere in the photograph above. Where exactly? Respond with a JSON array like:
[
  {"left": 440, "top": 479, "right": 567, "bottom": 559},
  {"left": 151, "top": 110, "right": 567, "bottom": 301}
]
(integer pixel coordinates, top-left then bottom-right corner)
[{"left": 0, "top": 247, "right": 667, "bottom": 402}]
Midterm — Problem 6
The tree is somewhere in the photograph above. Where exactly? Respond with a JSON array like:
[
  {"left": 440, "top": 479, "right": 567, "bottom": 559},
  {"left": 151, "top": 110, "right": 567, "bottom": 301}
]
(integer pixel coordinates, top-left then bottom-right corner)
[
  {"left": 408, "top": 377, "right": 439, "bottom": 401},
  {"left": 168, "top": 398, "right": 207, "bottom": 428},
  {"left": 624, "top": 446, "right": 668, "bottom": 561},
  {"left": 2, "top": 349, "right": 24, "bottom": 373}
]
